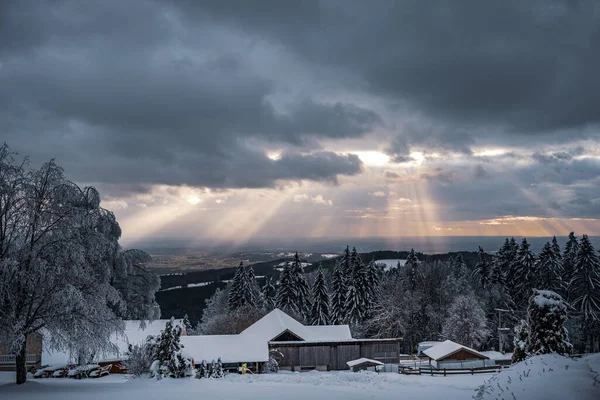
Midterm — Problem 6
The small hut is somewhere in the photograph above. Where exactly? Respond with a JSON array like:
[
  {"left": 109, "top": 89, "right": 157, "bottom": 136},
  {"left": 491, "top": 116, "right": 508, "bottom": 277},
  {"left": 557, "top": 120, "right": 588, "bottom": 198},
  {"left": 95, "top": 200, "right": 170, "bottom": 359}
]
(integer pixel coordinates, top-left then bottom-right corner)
[
  {"left": 346, "top": 358, "right": 384, "bottom": 372},
  {"left": 423, "top": 340, "right": 491, "bottom": 369}
]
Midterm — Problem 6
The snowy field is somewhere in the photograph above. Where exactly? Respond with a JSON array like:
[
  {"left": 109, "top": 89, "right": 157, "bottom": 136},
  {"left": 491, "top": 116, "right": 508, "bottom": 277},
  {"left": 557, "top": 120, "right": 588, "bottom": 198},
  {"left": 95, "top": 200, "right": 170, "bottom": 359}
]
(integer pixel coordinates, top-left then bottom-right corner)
[{"left": 2, "top": 354, "right": 598, "bottom": 400}]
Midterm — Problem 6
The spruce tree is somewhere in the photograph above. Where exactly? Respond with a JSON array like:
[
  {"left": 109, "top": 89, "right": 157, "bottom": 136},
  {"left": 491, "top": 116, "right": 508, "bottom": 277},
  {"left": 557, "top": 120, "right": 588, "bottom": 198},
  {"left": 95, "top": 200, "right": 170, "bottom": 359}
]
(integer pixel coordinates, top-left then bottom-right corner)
[
  {"left": 535, "top": 242, "right": 563, "bottom": 292},
  {"left": 365, "top": 260, "right": 381, "bottom": 312},
  {"left": 344, "top": 247, "right": 369, "bottom": 324},
  {"left": 182, "top": 314, "right": 192, "bottom": 334},
  {"left": 228, "top": 261, "right": 260, "bottom": 310},
  {"left": 512, "top": 319, "right": 529, "bottom": 363},
  {"left": 290, "top": 251, "right": 312, "bottom": 319},
  {"left": 156, "top": 318, "right": 189, "bottom": 378},
  {"left": 551, "top": 236, "right": 562, "bottom": 260},
  {"left": 571, "top": 234, "right": 600, "bottom": 350},
  {"left": 404, "top": 248, "right": 420, "bottom": 291},
  {"left": 275, "top": 261, "right": 299, "bottom": 315},
  {"left": 261, "top": 276, "right": 276, "bottom": 310},
  {"left": 492, "top": 238, "right": 513, "bottom": 285},
  {"left": 227, "top": 262, "right": 245, "bottom": 310},
  {"left": 526, "top": 290, "right": 572, "bottom": 356},
  {"left": 562, "top": 232, "right": 579, "bottom": 299},
  {"left": 329, "top": 261, "right": 347, "bottom": 324},
  {"left": 511, "top": 238, "right": 537, "bottom": 305},
  {"left": 473, "top": 246, "right": 492, "bottom": 289},
  {"left": 310, "top": 265, "right": 330, "bottom": 325}
]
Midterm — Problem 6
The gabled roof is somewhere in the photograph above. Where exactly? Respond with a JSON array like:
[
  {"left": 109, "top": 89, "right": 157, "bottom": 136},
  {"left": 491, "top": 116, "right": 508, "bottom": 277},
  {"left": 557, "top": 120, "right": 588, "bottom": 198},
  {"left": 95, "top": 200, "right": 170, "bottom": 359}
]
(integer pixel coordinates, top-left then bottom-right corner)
[
  {"left": 181, "top": 335, "right": 268, "bottom": 364},
  {"left": 423, "top": 340, "right": 489, "bottom": 361},
  {"left": 346, "top": 357, "right": 384, "bottom": 368},
  {"left": 240, "top": 309, "right": 352, "bottom": 342}
]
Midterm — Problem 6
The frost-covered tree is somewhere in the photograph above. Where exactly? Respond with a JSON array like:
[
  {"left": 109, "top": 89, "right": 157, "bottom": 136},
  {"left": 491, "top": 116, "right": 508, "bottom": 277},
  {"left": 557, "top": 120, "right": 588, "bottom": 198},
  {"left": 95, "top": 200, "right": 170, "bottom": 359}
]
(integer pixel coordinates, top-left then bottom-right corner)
[
  {"left": 403, "top": 249, "right": 420, "bottom": 291},
  {"left": 201, "top": 287, "right": 267, "bottom": 335},
  {"left": 290, "top": 252, "right": 311, "bottom": 318},
  {"left": 275, "top": 261, "right": 299, "bottom": 315},
  {"left": 443, "top": 294, "right": 489, "bottom": 348},
  {"left": 526, "top": 290, "right": 572, "bottom": 356},
  {"left": 155, "top": 318, "right": 190, "bottom": 378},
  {"left": 261, "top": 276, "right": 276, "bottom": 311},
  {"left": 124, "top": 336, "right": 158, "bottom": 376},
  {"left": 329, "top": 261, "right": 347, "bottom": 324},
  {"left": 365, "top": 260, "right": 381, "bottom": 310},
  {"left": 228, "top": 262, "right": 261, "bottom": 311},
  {"left": 473, "top": 247, "right": 492, "bottom": 289},
  {"left": 512, "top": 319, "right": 529, "bottom": 363},
  {"left": 535, "top": 242, "right": 563, "bottom": 292},
  {"left": 571, "top": 234, "right": 600, "bottom": 351},
  {"left": 0, "top": 146, "right": 160, "bottom": 384},
  {"left": 492, "top": 239, "right": 514, "bottom": 285},
  {"left": 562, "top": 232, "right": 578, "bottom": 298},
  {"left": 344, "top": 247, "right": 370, "bottom": 324},
  {"left": 510, "top": 238, "right": 537, "bottom": 305},
  {"left": 310, "top": 265, "right": 329, "bottom": 325},
  {"left": 551, "top": 236, "right": 562, "bottom": 260}
]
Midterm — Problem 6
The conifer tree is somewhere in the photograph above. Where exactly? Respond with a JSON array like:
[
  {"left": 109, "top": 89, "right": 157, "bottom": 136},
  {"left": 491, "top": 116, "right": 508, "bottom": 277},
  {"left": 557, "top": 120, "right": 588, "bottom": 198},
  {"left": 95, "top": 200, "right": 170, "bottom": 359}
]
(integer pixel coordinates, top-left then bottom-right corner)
[
  {"left": 275, "top": 261, "right": 299, "bottom": 315},
  {"left": 182, "top": 314, "right": 192, "bottom": 334},
  {"left": 473, "top": 246, "right": 492, "bottom": 289},
  {"left": 290, "top": 252, "right": 311, "bottom": 318},
  {"left": 526, "top": 290, "right": 572, "bottom": 356},
  {"left": 310, "top": 265, "right": 330, "bottom": 325},
  {"left": 228, "top": 262, "right": 245, "bottom": 310},
  {"left": 512, "top": 319, "right": 529, "bottom": 363},
  {"left": 404, "top": 249, "right": 420, "bottom": 291},
  {"left": 228, "top": 261, "right": 260, "bottom": 310},
  {"left": 340, "top": 245, "right": 352, "bottom": 275},
  {"left": 329, "top": 261, "right": 347, "bottom": 324},
  {"left": 366, "top": 260, "right": 381, "bottom": 310},
  {"left": 344, "top": 247, "right": 369, "bottom": 324},
  {"left": 571, "top": 234, "right": 600, "bottom": 350},
  {"left": 492, "top": 239, "right": 513, "bottom": 285},
  {"left": 535, "top": 242, "right": 563, "bottom": 292},
  {"left": 511, "top": 238, "right": 537, "bottom": 305},
  {"left": 156, "top": 318, "right": 189, "bottom": 378},
  {"left": 562, "top": 232, "right": 579, "bottom": 298},
  {"left": 261, "top": 276, "right": 276, "bottom": 310},
  {"left": 551, "top": 236, "right": 562, "bottom": 260}
]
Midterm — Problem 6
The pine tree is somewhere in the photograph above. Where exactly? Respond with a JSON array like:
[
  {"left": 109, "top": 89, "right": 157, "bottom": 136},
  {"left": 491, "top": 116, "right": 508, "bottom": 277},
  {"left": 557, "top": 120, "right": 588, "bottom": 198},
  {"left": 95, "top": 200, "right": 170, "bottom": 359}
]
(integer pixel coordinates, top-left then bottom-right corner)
[
  {"left": 473, "top": 246, "right": 492, "bottom": 289},
  {"left": 492, "top": 238, "right": 513, "bottom": 285},
  {"left": 156, "top": 318, "right": 189, "bottom": 378},
  {"left": 443, "top": 294, "right": 489, "bottom": 348},
  {"left": 290, "top": 252, "right": 311, "bottom": 319},
  {"left": 182, "top": 314, "right": 192, "bottom": 334},
  {"left": 275, "top": 261, "right": 299, "bottom": 315},
  {"left": 365, "top": 260, "right": 381, "bottom": 312},
  {"left": 571, "top": 234, "right": 600, "bottom": 350},
  {"left": 310, "top": 265, "right": 330, "bottom": 325},
  {"left": 562, "top": 232, "right": 579, "bottom": 299},
  {"left": 261, "top": 276, "right": 276, "bottom": 310},
  {"left": 551, "top": 236, "right": 562, "bottom": 260},
  {"left": 329, "top": 261, "right": 347, "bottom": 324},
  {"left": 535, "top": 242, "right": 563, "bottom": 292},
  {"left": 344, "top": 247, "right": 369, "bottom": 324},
  {"left": 340, "top": 245, "right": 352, "bottom": 275},
  {"left": 404, "top": 249, "right": 420, "bottom": 291},
  {"left": 511, "top": 238, "right": 537, "bottom": 305},
  {"left": 526, "top": 290, "right": 572, "bottom": 356},
  {"left": 228, "top": 262, "right": 246, "bottom": 310}
]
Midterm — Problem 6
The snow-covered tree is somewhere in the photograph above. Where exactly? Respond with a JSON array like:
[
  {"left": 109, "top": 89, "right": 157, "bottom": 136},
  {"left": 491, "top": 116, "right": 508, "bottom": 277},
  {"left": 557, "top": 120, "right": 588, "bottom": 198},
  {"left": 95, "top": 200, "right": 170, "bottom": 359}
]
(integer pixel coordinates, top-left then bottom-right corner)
[
  {"left": 344, "top": 247, "right": 370, "bottom": 324},
  {"left": 228, "top": 262, "right": 261, "bottom": 311},
  {"left": 310, "top": 265, "right": 329, "bottom": 325},
  {"left": 290, "top": 252, "right": 311, "bottom": 318},
  {"left": 510, "top": 238, "right": 537, "bottom": 305},
  {"left": 329, "top": 261, "right": 347, "bottom": 324},
  {"left": 526, "top": 290, "right": 572, "bottom": 356},
  {"left": 182, "top": 314, "right": 192, "bottom": 334},
  {"left": 261, "top": 276, "right": 276, "bottom": 311},
  {"left": 535, "top": 242, "right": 563, "bottom": 292},
  {"left": 124, "top": 336, "right": 158, "bottom": 376},
  {"left": 200, "top": 287, "right": 267, "bottom": 335},
  {"left": 155, "top": 317, "right": 190, "bottom": 378},
  {"left": 0, "top": 146, "right": 160, "bottom": 384},
  {"left": 442, "top": 294, "right": 489, "bottom": 348},
  {"left": 403, "top": 249, "right": 420, "bottom": 291},
  {"left": 512, "top": 319, "right": 529, "bottom": 363},
  {"left": 473, "top": 247, "right": 492, "bottom": 289},
  {"left": 365, "top": 260, "right": 381, "bottom": 311},
  {"left": 571, "top": 234, "right": 600, "bottom": 351},
  {"left": 275, "top": 261, "right": 299, "bottom": 315},
  {"left": 562, "top": 232, "right": 579, "bottom": 299}
]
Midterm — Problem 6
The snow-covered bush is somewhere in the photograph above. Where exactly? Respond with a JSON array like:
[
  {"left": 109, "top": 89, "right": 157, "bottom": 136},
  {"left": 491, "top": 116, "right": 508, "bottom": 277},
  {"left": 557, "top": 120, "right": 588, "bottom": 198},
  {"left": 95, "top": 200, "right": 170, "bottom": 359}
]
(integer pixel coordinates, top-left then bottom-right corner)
[
  {"left": 512, "top": 319, "right": 529, "bottom": 363},
  {"left": 263, "top": 349, "right": 283, "bottom": 373},
  {"left": 123, "top": 336, "right": 158, "bottom": 377},
  {"left": 195, "top": 358, "right": 224, "bottom": 379}
]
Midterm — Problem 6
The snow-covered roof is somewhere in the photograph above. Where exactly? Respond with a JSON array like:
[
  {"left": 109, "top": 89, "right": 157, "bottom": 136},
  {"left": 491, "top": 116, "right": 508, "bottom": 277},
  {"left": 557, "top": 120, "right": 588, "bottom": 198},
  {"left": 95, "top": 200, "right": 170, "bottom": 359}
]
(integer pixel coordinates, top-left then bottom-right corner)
[
  {"left": 240, "top": 309, "right": 352, "bottom": 342},
  {"left": 346, "top": 358, "right": 384, "bottom": 367},
  {"left": 181, "top": 335, "right": 268, "bottom": 363},
  {"left": 480, "top": 351, "right": 513, "bottom": 361},
  {"left": 423, "top": 340, "right": 489, "bottom": 361}
]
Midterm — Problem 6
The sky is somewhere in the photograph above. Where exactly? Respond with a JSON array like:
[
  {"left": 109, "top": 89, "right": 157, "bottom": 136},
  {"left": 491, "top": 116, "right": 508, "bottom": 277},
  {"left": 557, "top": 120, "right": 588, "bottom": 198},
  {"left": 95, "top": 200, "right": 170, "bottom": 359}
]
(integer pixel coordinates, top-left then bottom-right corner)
[{"left": 2, "top": 0, "right": 600, "bottom": 246}]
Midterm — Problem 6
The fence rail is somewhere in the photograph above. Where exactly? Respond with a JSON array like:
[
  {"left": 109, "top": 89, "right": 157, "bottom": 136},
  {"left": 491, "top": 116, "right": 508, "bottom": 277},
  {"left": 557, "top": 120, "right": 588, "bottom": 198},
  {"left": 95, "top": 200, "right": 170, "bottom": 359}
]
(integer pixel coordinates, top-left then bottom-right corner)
[
  {"left": 0, "top": 354, "right": 41, "bottom": 365},
  {"left": 399, "top": 365, "right": 505, "bottom": 376}
]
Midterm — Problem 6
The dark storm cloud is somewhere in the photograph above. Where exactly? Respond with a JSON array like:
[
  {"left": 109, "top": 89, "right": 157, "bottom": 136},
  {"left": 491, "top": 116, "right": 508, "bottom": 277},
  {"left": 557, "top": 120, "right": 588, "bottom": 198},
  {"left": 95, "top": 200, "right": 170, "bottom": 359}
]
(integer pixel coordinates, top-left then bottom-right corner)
[
  {"left": 181, "top": 0, "right": 600, "bottom": 139},
  {"left": 0, "top": 0, "right": 377, "bottom": 192}
]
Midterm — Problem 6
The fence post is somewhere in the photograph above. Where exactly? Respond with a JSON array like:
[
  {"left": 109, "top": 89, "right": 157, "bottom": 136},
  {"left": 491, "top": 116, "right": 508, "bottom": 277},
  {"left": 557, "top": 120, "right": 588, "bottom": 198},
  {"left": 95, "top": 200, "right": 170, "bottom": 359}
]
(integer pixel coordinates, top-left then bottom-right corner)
[{"left": 444, "top": 368, "right": 446, "bottom": 377}]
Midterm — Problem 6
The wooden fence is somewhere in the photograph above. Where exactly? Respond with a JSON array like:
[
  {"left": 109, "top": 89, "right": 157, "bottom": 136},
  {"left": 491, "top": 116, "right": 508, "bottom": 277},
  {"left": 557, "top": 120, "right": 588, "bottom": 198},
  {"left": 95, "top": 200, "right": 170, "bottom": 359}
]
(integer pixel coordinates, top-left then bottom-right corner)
[{"left": 399, "top": 365, "right": 504, "bottom": 376}]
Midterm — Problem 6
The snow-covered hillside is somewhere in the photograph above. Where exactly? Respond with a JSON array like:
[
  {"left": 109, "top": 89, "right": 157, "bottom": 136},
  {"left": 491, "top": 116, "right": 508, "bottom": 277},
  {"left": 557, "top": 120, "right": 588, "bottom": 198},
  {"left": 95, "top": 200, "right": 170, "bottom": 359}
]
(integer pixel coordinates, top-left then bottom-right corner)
[{"left": 474, "top": 354, "right": 600, "bottom": 400}]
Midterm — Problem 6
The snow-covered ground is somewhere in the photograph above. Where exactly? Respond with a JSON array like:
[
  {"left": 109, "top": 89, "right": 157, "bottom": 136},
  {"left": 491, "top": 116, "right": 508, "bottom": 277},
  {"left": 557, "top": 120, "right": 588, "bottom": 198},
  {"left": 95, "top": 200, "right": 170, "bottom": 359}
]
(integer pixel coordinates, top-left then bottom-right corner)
[
  {"left": 474, "top": 353, "right": 600, "bottom": 400},
  {"left": 0, "top": 370, "right": 489, "bottom": 400},
  {"left": 2, "top": 355, "right": 598, "bottom": 400}
]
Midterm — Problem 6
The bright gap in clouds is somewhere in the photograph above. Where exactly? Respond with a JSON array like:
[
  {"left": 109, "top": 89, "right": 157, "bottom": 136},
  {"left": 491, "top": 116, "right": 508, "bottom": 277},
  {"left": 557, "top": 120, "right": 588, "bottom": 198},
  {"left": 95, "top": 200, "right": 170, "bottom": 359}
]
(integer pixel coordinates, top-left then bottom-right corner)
[
  {"left": 353, "top": 151, "right": 390, "bottom": 167},
  {"left": 473, "top": 148, "right": 507, "bottom": 157}
]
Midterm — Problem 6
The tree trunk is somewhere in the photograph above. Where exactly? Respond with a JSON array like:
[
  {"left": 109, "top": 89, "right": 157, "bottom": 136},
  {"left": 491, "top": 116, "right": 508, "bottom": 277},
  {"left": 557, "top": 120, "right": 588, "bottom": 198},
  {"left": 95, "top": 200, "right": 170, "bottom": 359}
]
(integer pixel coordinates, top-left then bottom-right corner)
[{"left": 15, "top": 339, "right": 27, "bottom": 385}]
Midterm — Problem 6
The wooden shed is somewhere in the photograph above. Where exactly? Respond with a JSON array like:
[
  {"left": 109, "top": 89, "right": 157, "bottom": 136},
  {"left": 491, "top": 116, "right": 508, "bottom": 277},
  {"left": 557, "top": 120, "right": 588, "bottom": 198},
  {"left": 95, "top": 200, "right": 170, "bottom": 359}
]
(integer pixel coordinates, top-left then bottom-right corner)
[
  {"left": 346, "top": 358, "right": 384, "bottom": 372},
  {"left": 423, "top": 340, "right": 492, "bottom": 369}
]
